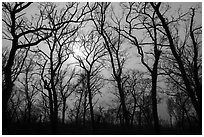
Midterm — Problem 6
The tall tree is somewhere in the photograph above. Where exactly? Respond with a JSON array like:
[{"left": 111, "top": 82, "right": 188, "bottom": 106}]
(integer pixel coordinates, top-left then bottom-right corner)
[
  {"left": 121, "top": 2, "right": 167, "bottom": 133},
  {"left": 75, "top": 71, "right": 89, "bottom": 127},
  {"left": 151, "top": 2, "right": 202, "bottom": 127},
  {"left": 2, "top": 2, "right": 53, "bottom": 133},
  {"left": 89, "top": 2, "right": 131, "bottom": 127},
  {"left": 122, "top": 70, "right": 152, "bottom": 127},
  {"left": 57, "top": 66, "right": 76, "bottom": 125},
  {"left": 73, "top": 30, "right": 106, "bottom": 132},
  {"left": 16, "top": 54, "right": 38, "bottom": 123},
  {"left": 31, "top": 2, "right": 92, "bottom": 134}
]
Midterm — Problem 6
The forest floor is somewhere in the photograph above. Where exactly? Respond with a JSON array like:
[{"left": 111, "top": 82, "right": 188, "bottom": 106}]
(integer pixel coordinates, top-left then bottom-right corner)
[{"left": 7, "top": 122, "right": 201, "bottom": 135}]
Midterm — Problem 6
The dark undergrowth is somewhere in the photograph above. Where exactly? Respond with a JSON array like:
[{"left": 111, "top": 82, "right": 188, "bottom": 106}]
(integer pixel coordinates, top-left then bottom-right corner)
[{"left": 6, "top": 122, "right": 201, "bottom": 135}]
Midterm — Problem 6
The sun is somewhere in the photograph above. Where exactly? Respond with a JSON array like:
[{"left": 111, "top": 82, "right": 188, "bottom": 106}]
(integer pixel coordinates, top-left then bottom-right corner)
[{"left": 72, "top": 43, "right": 84, "bottom": 57}]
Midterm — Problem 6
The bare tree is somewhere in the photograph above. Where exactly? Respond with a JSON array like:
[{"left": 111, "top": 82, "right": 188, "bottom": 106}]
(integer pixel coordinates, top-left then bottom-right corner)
[
  {"left": 7, "top": 87, "right": 24, "bottom": 123},
  {"left": 30, "top": 2, "right": 93, "bottom": 134},
  {"left": 2, "top": 2, "right": 54, "bottom": 133},
  {"left": 122, "top": 70, "right": 145, "bottom": 127},
  {"left": 89, "top": 2, "right": 132, "bottom": 127},
  {"left": 73, "top": 30, "right": 106, "bottom": 132},
  {"left": 2, "top": 47, "right": 29, "bottom": 92},
  {"left": 151, "top": 2, "right": 202, "bottom": 127},
  {"left": 167, "top": 97, "right": 174, "bottom": 128},
  {"left": 34, "top": 80, "right": 51, "bottom": 123},
  {"left": 122, "top": 69, "right": 155, "bottom": 128},
  {"left": 74, "top": 84, "right": 84, "bottom": 127},
  {"left": 57, "top": 66, "right": 76, "bottom": 125},
  {"left": 167, "top": 92, "right": 194, "bottom": 130},
  {"left": 120, "top": 2, "right": 169, "bottom": 133},
  {"left": 72, "top": 71, "right": 88, "bottom": 127},
  {"left": 16, "top": 54, "right": 38, "bottom": 123}
]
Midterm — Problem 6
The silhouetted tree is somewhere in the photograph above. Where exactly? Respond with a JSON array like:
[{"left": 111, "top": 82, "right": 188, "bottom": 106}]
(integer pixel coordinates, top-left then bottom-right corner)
[
  {"left": 151, "top": 2, "right": 201, "bottom": 128},
  {"left": 32, "top": 2, "right": 93, "bottom": 133},
  {"left": 73, "top": 30, "right": 106, "bottom": 132},
  {"left": 16, "top": 54, "right": 38, "bottom": 123},
  {"left": 57, "top": 66, "right": 76, "bottom": 125},
  {"left": 121, "top": 2, "right": 168, "bottom": 133},
  {"left": 2, "top": 2, "right": 201, "bottom": 135},
  {"left": 2, "top": 2, "right": 54, "bottom": 133},
  {"left": 7, "top": 87, "right": 25, "bottom": 123},
  {"left": 167, "top": 97, "right": 174, "bottom": 128},
  {"left": 89, "top": 2, "right": 131, "bottom": 127},
  {"left": 68, "top": 71, "right": 89, "bottom": 127},
  {"left": 122, "top": 70, "right": 149, "bottom": 127}
]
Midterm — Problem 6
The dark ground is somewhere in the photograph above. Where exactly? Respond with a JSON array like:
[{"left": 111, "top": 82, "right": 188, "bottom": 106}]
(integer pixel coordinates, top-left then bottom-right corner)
[{"left": 6, "top": 122, "right": 201, "bottom": 135}]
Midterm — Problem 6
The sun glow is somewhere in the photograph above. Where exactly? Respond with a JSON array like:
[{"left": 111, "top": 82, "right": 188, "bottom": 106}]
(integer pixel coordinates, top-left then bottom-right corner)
[{"left": 72, "top": 43, "right": 84, "bottom": 57}]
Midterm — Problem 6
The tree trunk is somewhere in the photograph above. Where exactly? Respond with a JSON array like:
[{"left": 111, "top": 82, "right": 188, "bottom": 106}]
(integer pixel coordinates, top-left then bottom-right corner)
[
  {"left": 45, "top": 87, "right": 54, "bottom": 134},
  {"left": 152, "top": 3, "right": 202, "bottom": 127},
  {"left": 151, "top": 49, "right": 161, "bottom": 134},
  {"left": 116, "top": 104, "right": 121, "bottom": 125},
  {"left": 48, "top": 91, "right": 54, "bottom": 124},
  {"left": 117, "top": 79, "right": 129, "bottom": 127},
  {"left": 3, "top": 45, "right": 17, "bottom": 134},
  {"left": 62, "top": 99, "right": 66, "bottom": 125},
  {"left": 190, "top": 8, "right": 202, "bottom": 112},
  {"left": 138, "top": 106, "right": 142, "bottom": 128},
  {"left": 25, "top": 70, "right": 31, "bottom": 123},
  {"left": 83, "top": 90, "right": 87, "bottom": 127},
  {"left": 151, "top": 73, "right": 160, "bottom": 134},
  {"left": 131, "top": 95, "right": 137, "bottom": 127},
  {"left": 27, "top": 101, "right": 31, "bottom": 123},
  {"left": 169, "top": 115, "right": 172, "bottom": 128},
  {"left": 87, "top": 74, "right": 95, "bottom": 133},
  {"left": 76, "top": 91, "right": 83, "bottom": 127},
  {"left": 51, "top": 87, "right": 58, "bottom": 134},
  {"left": 50, "top": 67, "right": 58, "bottom": 134}
]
